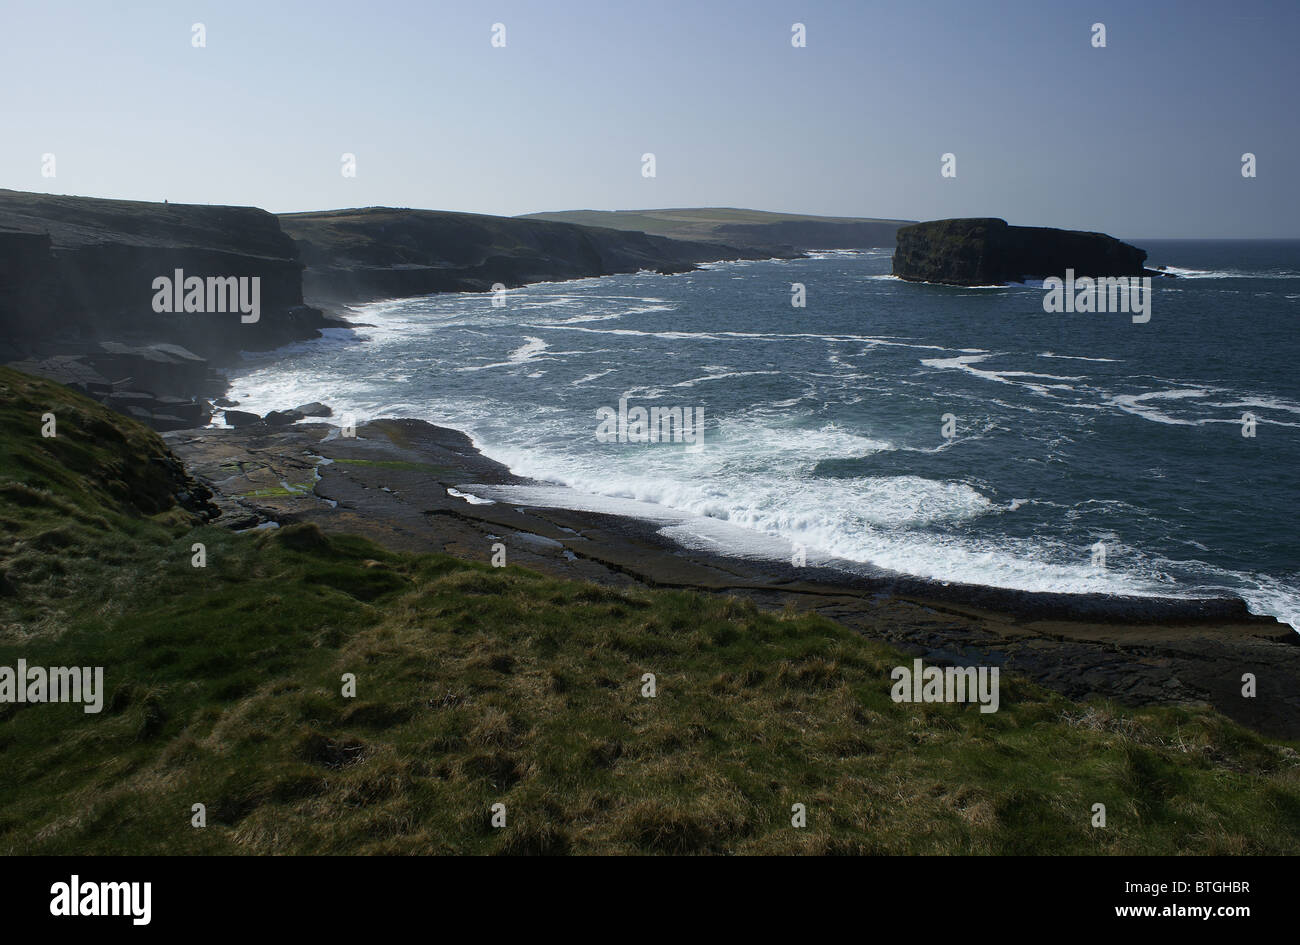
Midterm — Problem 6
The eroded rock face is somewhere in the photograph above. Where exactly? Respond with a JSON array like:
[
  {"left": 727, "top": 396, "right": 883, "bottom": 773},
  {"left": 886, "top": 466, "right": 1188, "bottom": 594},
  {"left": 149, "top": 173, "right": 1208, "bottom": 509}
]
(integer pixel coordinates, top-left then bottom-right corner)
[
  {"left": 0, "top": 189, "right": 327, "bottom": 360},
  {"left": 278, "top": 207, "right": 780, "bottom": 306},
  {"left": 891, "top": 217, "right": 1148, "bottom": 285}
]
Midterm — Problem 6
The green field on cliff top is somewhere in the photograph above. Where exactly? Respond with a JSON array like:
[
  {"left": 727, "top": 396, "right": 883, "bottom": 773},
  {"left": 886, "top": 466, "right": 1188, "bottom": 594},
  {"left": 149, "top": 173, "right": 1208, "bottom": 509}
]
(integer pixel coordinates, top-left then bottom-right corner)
[
  {"left": 0, "top": 366, "right": 1297, "bottom": 855},
  {"left": 518, "top": 207, "right": 913, "bottom": 243}
]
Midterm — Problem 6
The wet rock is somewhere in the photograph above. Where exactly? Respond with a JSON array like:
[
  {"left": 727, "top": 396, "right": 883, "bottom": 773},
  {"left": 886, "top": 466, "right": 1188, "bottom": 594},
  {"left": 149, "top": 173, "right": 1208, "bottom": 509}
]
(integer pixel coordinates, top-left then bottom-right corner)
[
  {"left": 154, "top": 396, "right": 209, "bottom": 427},
  {"left": 149, "top": 413, "right": 194, "bottom": 432},
  {"left": 264, "top": 408, "right": 305, "bottom": 426},
  {"left": 222, "top": 409, "right": 262, "bottom": 427},
  {"left": 654, "top": 262, "right": 699, "bottom": 275},
  {"left": 86, "top": 342, "right": 222, "bottom": 399}
]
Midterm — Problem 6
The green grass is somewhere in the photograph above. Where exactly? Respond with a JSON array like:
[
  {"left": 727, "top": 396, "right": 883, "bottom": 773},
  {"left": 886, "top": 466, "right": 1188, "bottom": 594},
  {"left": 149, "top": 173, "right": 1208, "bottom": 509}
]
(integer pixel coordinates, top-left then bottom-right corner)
[
  {"left": 2, "top": 366, "right": 1298, "bottom": 855},
  {"left": 519, "top": 207, "right": 913, "bottom": 243},
  {"left": 237, "top": 481, "right": 316, "bottom": 498}
]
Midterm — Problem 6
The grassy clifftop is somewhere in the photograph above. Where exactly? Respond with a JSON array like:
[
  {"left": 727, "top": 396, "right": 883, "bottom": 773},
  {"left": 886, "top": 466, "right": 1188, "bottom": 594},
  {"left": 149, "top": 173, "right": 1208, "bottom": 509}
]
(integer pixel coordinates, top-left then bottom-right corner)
[
  {"left": 1, "top": 368, "right": 1297, "bottom": 854},
  {"left": 520, "top": 207, "right": 914, "bottom": 250}
]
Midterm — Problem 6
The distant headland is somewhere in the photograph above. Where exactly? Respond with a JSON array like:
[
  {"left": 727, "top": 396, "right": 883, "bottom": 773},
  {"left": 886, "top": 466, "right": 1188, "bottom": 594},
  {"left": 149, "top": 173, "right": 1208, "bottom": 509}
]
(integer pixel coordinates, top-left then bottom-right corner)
[{"left": 891, "top": 217, "right": 1160, "bottom": 286}]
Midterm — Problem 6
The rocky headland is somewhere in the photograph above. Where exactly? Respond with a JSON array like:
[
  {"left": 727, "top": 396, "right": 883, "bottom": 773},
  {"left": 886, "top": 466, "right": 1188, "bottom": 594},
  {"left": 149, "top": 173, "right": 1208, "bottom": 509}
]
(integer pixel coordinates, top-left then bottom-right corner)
[
  {"left": 278, "top": 207, "right": 786, "bottom": 308},
  {"left": 892, "top": 217, "right": 1156, "bottom": 286}
]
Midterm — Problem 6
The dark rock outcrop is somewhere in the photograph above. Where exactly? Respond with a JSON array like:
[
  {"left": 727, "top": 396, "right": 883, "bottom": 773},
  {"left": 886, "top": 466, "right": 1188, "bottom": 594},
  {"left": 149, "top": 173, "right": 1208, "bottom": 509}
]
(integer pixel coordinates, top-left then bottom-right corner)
[
  {"left": 654, "top": 262, "right": 700, "bottom": 275},
  {"left": 263, "top": 408, "right": 305, "bottom": 426},
  {"left": 221, "top": 409, "right": 262, "bottom": 427},
  {"left": 892, "top": 218, "right": 1148, "bottom": 286}
]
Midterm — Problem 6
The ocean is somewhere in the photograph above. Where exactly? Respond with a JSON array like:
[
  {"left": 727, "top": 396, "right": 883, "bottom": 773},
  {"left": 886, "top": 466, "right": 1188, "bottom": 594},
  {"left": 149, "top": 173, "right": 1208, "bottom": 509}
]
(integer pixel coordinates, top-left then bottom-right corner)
[{"left": 225, "top": 240, "right": 1300, "bottom": 630}]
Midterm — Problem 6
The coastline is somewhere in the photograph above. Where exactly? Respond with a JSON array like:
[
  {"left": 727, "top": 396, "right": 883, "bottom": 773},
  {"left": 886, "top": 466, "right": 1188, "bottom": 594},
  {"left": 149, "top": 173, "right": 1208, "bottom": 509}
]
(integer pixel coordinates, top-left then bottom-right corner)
[{"left": 164, "top": 416, "right": 1300, "bottom": 740}]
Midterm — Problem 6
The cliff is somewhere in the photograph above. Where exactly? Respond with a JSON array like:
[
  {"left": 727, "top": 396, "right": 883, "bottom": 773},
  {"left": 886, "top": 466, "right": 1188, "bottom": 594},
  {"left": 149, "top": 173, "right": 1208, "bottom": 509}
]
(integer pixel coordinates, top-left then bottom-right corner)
[
  {"left": 0, "top": 191, "right": 809, "bottom": 430},
  {"left": 891, "top": 218, "right": 1149, "bottom": 285},
  {"left": 0, "top": 189, "right": 327, "bottom": 362},
  {"left": 278, "top": 207, "right": 780, "bottom": 306}
]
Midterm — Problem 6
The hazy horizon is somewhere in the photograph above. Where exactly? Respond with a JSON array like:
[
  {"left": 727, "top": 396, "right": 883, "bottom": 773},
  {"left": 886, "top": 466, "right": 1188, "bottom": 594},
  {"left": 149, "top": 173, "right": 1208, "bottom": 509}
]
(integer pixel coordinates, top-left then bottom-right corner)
[{"left": 3, "top": 0, "right": 1297, "bottom": 238}]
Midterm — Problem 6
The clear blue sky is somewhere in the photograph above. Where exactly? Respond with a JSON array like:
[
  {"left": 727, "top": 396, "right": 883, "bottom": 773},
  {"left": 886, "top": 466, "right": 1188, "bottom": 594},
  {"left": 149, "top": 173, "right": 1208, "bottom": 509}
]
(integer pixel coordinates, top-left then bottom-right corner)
[{"left": 2, "top": 0, "right": 1296, "bottom": 236}]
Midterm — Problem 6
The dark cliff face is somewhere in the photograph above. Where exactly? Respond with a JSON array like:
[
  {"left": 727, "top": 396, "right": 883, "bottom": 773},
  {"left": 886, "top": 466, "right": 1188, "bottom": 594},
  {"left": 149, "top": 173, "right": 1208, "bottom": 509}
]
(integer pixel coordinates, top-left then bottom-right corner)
[
  {"left": 279, "top": 207, "right": 776, "bottom": 305},
  {"left": 0, "top": 189, "right": 325, "bottom": 361},
  {"left": 891, "top": 218, "right": 1148, "bottom": 285}
]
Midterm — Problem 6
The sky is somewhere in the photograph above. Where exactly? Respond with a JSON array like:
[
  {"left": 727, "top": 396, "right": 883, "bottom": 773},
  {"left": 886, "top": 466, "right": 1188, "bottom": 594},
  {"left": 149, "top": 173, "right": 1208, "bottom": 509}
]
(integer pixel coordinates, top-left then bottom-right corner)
[{"left": 1, "top": 0, "right": 1297, "bottom": 237}]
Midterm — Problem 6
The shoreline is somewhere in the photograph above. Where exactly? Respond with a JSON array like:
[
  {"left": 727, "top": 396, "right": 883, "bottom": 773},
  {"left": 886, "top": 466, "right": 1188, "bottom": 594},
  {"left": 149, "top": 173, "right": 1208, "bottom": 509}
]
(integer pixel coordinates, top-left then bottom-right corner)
[
  {"left": 215, "top": 296, "right": 1287, "bottom": 630},
  {"left": 164, "top": 416, "right": 1300, "bottom": 740}
]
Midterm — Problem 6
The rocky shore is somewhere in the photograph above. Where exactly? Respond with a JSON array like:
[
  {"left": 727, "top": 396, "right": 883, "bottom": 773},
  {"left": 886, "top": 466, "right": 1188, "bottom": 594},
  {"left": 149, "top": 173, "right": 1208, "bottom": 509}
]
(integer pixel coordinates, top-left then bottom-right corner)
[{"left": 164, "top": 416, "right": 1300, "bottom": 740}]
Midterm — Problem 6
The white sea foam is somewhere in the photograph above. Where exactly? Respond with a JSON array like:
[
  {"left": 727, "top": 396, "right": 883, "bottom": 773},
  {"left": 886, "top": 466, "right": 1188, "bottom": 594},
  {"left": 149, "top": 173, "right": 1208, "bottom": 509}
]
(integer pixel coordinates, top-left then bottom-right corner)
[
  {"left": 1157, "top": 265, "right": 1300, "bottom": 279},
  {"left": 457, "top": 336, "right": 550, "bottom": 371},
  {"left": 465, "top": 479, "right": 1168, "bottom": 598},
  {"left": 447, "top": 487, "right": 494, "bottom": 505},
  {"left": 1040, "top": 351, "right": 1121, "bottom": 363}
]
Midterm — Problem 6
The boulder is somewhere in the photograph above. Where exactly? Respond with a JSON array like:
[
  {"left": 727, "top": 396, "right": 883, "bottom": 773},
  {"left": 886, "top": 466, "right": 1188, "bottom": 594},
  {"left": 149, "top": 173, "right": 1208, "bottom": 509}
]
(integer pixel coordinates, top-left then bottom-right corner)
[
  {"left": 223, "top": 409, "right": 262, "bottom": 427},
  {"left": 154, "top": 396, "right": 209, "bottom": 426},
  {"left": 263, "top": 409, "right": 305, "bottom": 426},
  {"left": 292, "top": 401, "right": 332, "bottom": 417}
]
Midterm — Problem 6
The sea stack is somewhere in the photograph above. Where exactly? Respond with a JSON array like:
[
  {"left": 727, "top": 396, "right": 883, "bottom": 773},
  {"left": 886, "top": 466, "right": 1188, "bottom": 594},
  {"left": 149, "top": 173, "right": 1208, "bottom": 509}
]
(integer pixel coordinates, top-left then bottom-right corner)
[{"left": 891, "top": 217, "right": 1149, "bottom": 286}]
